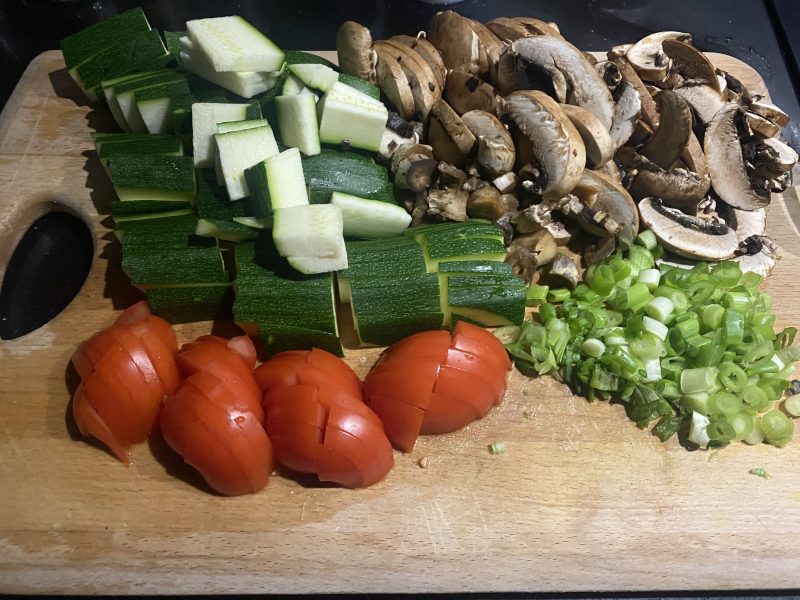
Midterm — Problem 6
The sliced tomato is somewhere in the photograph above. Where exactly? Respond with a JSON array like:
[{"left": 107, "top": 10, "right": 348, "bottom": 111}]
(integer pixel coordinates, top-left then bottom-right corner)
[
  {"left": 433, "top": 364, "right": 496, "bottom": 418},
  {"left": 363, "top": 393, "right": 425, "bottom": 453},
  {"left": 134, "top": 328, "right": 182, "bottom": 396},
  {"left": 106, "top": 325, "right": 167, "bottom": 399},
  {"left": 114, "top": 300, "right": 151, "bottom": 326},
  {"left": 325, "top": 403, "right": 393, "bottom": 487},
  {"left": 377, "top": 330, "right": 451, "bottom": 362},
  {"left": 162, "top": 376, "right": 274, "bottom": 496},
  {"left": 443, "top": 347, "right": 506, "bottom": 403},
  {"left": 265, "top": 387, "right": 325, "bottom": 475},
  {"left": 72, "top": 382, "right": 130, "bottom": 463},
  {"left": 197, "top": 334, "right": 257, "bottom": 370},
  {"left": 362, "top": 360, "right": 440, "bottom": 410},
  {"left": 451, "top": 321, "right": 512, "bottom": 372},
  {"left": 420, "top": 391, "right": 479, "bottom": 435},
  {"left": 141, "top": 315, "right": 178, "bottom": 353},
  {"left": 254, "top": 348, "right": 361, "bottom": 399},
  {"left": 189, "top": 370, "right": 264, "bottom": 423}
]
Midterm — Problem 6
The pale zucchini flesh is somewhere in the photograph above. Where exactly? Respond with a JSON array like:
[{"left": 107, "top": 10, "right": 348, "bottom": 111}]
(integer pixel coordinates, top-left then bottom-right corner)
[
  {"left": 288, "top": 63, "right": 339, "bottom": 92},
  {"left": 191, "top": 102, "right": 255, "bottom": 167},
  {"left": 330, "top": 191, "right": 411, "bottom": 239},
  {"left": 265, "top": 147, "right": 310, "bottom": 210},
  {"left": 181, "top": 48, "right": 280, "bottom": 98},
  {"left": 215, "top": 125, "right": 280, "bottom": 200},
  {"left": 187, "top": 16, "right": 285, "bottom": 73},
  {"left": 272, "top": 204, "right": 344, "bottom": 258},
  {"left": 275, "top": 93, "right": 321, "bottom": 156},
  {"left": 317, "top": 82, "right": 388, "bottom": 152}
]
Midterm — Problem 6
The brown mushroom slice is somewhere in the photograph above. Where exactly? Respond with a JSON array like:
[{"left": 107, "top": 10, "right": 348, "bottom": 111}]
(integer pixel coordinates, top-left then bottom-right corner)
[
  {"left": 511, "top": 36, "right": 615, "bottom": 130},
  {"left": 584, "top": 236, "right": 617, "bottom": 265},
  {"left": 598, "top": 161, "right": 622, "bottom": 184},
  {"left": 608, "top": 44, "right": 633, "bottom": 60},
  {"left": 485, "top": 17, "right": 531, "bottom": 42},
  {"left": 506, "top": 230, "right": 558, "bottom": 283},
  {"left": 745, "top": 112, "right": 780, "bottom": 139},
  {"left": 609, "top": 80, "right": 642, "bottom": 150},
  {"left": 747, "top": 99, "right": 790, "bottom": 128},
  {"left": 674, "top": 84, "right": 726, "bottom": 125},
  {"left": 716, "top": 203, "right": 767, "bottom": 243},
  {"left": 467, "top": 186, "right": 514, "bottom": 220},
  {"left": 745, "top": 138, "right": 799, "bottom": 177},
  {"left": 559, "top": 104, "right": 614, "bottom": 169},
  {"left": 626, "top": 31, "right": 692, "bottom": 82},
  {"left": 661, "top": 40, "right": 721, "bottom": 91},
  {"left": 502, "top": 90, "right": 586, "bottom": 200},
  {"left": 596, "top": 61, "right": 623, "bottom": 90},
  {"left": 428, "top": 11, "right": 488, "bottom": 78},
  {"left": 444, "top": 70, "right": 499, "bottom": 116},
  {"left": 375, "top": 51, "right": 416, "bottom": 120},
  {"left": 375, "top": 40, "right": 440, "bottom": 121},
  {"left": 547, "top": 253, "right": 580, "bottom": 289},
  {"left": 427, "top": 188, "right": 469, "bottom": 221},
  {"left": 705, "top": 103, "right": 771, "bottom": 211},
  {"left": 336, "top": 21, "right": 377, "bottom": 82},
  {"left": 428, "top": 100, "right": 477, "bottom": 166},
  {"left": 681, "top": 131, "right": 708, "bottom": 178},
  {"left": 513, "top": 17, "right": 563, "bottom": 37},
  {"left": 640, "top": 90, "right": 692, "bottom": 170},
  {"left": 570, "top": 169, "right": 639, "bottom": 243},
  {"left": 390, "top": 35, "right": 447, "bottom": 90},
  {"left": 461, "top": 110, "right": 515, "bottom": 177},
  {"left": 638, "top": 197, "right": 739, "bottom": 261},
  {"left": 609, "top": 57, "right": 660, "bottom": 129},
  {"left": 467, "top": 19, "right": 504, "bottom": 85},
  {"left": 391, "top": 143, "right": 436, "bottom": 192},
  {"left": 627, "top": 154, "right": 711, "bottom": 212}
]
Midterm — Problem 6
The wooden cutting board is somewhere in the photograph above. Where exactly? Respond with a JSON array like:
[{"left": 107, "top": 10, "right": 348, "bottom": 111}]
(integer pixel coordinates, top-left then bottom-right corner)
[{"left": 1, "top": 50, "right": 800, "bottom": 595}]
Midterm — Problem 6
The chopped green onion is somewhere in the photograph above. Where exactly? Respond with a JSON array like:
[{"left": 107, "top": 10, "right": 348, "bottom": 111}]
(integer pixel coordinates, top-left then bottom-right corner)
[
  {"left": 590, "top": 364, "right": 619, "bottom": 390},
  {"left": 488, "top": 441, "right": 507, "bottom": 455},
  {"left": 749, "top": 467, "right": 771, "bottom": 479},
  {"left": 740, "top": 271, "right": 764, "bottom": 290},
  {"left": 686, "top": 280, "right": 716, "bottom": 305},
  {"left": 673, "top": 316, "right": 700, "bottom": 339},
  {"left": 547, "top": 288, "right": 571, "bottom": 303},
  {"left": 723, "top": 310, "right": 745, "bottom": 346},
  {"left": 643, "top": 358, "right": 662, "bottom": 382},
  {"left": 683, "top": 392, "right": 710, "bottom": 415},
  {"left": 630, "top": 333, "right": 663, "bottom": 360},
  {"left": 645, "top": 296, "right": 674, "bottom": 323},
  {"left": 636, "top": 229, "right": 658, "bottom": 250},
  {"left": 743, "top": 417, "right": 764, "bottom": 445},
  {"left": 681, "top": 367, "right": 719, "bottom": 394},
  {"left": 539, "top": 303, "right": 556, "bottom": 323},
  {"left": 627, "top": 245, "right": 655, "bottom": 273},
  {"left": 722, "top": 291, "right": 752, "bottom": 313},
  {"left": 708, "top": 391, "right": 742, "bottom": 416},
  {"left": 525, "top": 284, "right": 549, "bottom": 307},
  {"left": 760, "top": 410, "right": 794, "bottom": 448},
  {"left": 718, "top": 363, "right": 748, "bottom": 393},
  {"left": 573, "top": 284, "right": 600, "bottom": 302},
  {"left": 783, "top": 394, "right": 800, "bottom": 417},
  {"left": 729, "top": 412, "right": 754, "bottom": 440},
  {"left": 637, "top": 268, "right": 661, "bottom": 291},
  {"left": 643, "top": 316, "right": 668, "bottom": 341},
  {"left": 610, "top": 259, "right": 632, "bottom": 282},
  {"left": 587, "top": 264, "right": 615, "bottom": 296},
  {"left": 688, "top": 411, "right": 711, "bottom": 447},
  {"left": 707, "top": 415, "right": 736, "bottom": 445},
  {"left": 610, "top": 282, "right": 651, "bottom": 311},
  {"left": 654, "top": 286, "right": 689, "bottom": 313},
  {"left": 700, "top": 304, "right": 725, "bottom": 332},
  {"left": 710, "top": 260, "right": 742, "bottom": 287},
  {"left": 582, "top": 338, "right": 606, "bottom": 358}
]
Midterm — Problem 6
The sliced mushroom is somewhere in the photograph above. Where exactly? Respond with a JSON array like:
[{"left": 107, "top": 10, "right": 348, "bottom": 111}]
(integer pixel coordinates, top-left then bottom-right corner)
[
  {"left": 390, "top": 35, "right": 447, "bottom": 90},
  {"left": 747, "top": 99, "right": 790, "bottom": 128},
  {"left": 505, "top": 229, "right": 558, "bottom": 282},
  {"left": 375, "top": 51, "right": 416, "bottom": 120},
  {"left": 640, "top": 90, "right": 692, "bottom": 170},
  {"left": 461, "top": 110, "right": 515, "bottom": 177},
  {"left": 391, "top": 143, "right": 437, "bottom": 192},
  {"left": 510, "top": 36, "right": 616, "bottom": 130},
  {"left": 467, "top": 19, "right": 504, "bottom": 85},
  {"left": 336, "top": 21, "right": 377, "bottom": 83},
  {"left": 744, "top": 137, "right": 799, "bottom": 178},
  {"left": 681, "top": 131, "right": 709, "bottom": 178},
  {"left": 716, "top": 203, "right": 767, "bottom": 243},
  {"left": 608, "top": 43, "right": 634, "bottom": 60},
  {"left": 569, "top": 169, "right": 639, "bottom": 243},
  {"left": 378, "top": 126, "right": 418, "bottom": 162},
  {"left": 609, "top": 57, "right": 660, "bottom": 128},
  {"left": 428, "top": 99, "right": 477, "bottom": 166},
  {"left": 584, "top": 235, "right": 617, "bottom": 265},
  {"left": 638, "top": 197, "right": 739, "bottom": 260},
  {"left": 437, "top": 162, "right": 468, "bottom": 189},
  {"left": 427, "top": 188, "right": 469, "bottom": 221},
  {"left": 502, "top": 90, "right": 586, "bottom": 200},
  {"left": 444, "top": 70, "right": 499, "bottom": 116},
  {"left": 545, "top": 221, "right": 572, "bottom": 246},
  {"left": 674, "top": 84, "right": 726, "bottom": 125},
  {"left": 734, "top": 236, "right": 779, "bottom": 277},
  {"left": 514, "top": 17, "right": 563, "bottom": 37},
  {"left": 495, "top": 46, "right": 520, "bottom": 95},
  {"left": 375, "top": 40, "right": 440, "bottom": 121},
  {"left": 596, "top": 61, "right": 623, "bottom": 90},
  {"left": 428, "top": 11, "right": 488, "bottom": 79},
  {"left": 485, "top": 17, "right": 532, "bottom": 42},
  {"left": 598, "top": 160, "right": 623, "bottom": 184},
  {"left": 661, "top": 39, "right": 720, "bottom": 91},
  {"left": 467, "top": 186, "right": 516, "bottom": 220},
  {"left": 745, "top": 112, "right": 780, "bottom": 138},
  {"left": 704, "top": 103, "right": 770, "bottom": 211},
  {"left": 624, "top": 150, "right": 711, "bottom": 212},
  {"left": 411, "top": 191, "right": 430, "bottom": 225},
  {"left": 559, "top": 104, "right": 614, "bottom": 169},
  {"left": 609, "top": 80, "right": 642, "bottom": 150},
  {"left": 547, "top": 253, "right": 580, "bottom": 289},
  {"left": 626, "top": 31, "right": 692, "bottom": 82}
]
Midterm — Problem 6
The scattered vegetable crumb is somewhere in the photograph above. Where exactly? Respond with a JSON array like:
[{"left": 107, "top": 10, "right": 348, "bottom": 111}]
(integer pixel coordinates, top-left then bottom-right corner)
[
  {"left": 522, "top": 410, "right": 532, "bottom": 420},
  {"left": 522, "top": 387, "right": 529, "bottom": 397},
  {"left": 417, "top": 457, "right": 430, "bottom": 469},
  {"left": 359, "top": 355, "right": 368, "bottom": 366},
  {"left": 488, "top": 441, "right": 507, "bottom": 455},
  {"left": 749, "top": 467, "right": 772, "bottom": 479}
]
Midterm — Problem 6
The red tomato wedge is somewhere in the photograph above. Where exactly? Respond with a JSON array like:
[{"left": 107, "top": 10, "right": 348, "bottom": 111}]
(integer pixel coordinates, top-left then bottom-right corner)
[
  {"left": 363, "top": 322, "right": 511, "bottom": 451},
  {"left": 70, "top": 303, "right": 180, "bottom": 463},
  {"left": 264, "top": 383, "right": 394, "bottom": 488},
  {"left": 254, "top": 348, "right": 361, "bottom": 400},
  {"left": 161, "top": 374, "right": 274, "bottom": 496}
]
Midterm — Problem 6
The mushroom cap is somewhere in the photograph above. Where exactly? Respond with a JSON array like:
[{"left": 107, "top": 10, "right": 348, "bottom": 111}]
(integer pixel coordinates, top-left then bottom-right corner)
[
  {"left": 626, "top": 31, "right": 692, "bottom": 82},
  {"left": 461, "top": 110, "right": 515, "bottom": 176},
  {"left": 572, "top": 169, "right": 640, "bottom": 243},
  {"left": 624, "top": 150, "right": 711, "bottom": 211},
  {"left": 747, "top": 99, "right": 790, "bottom": 128},
  {"left": 559, "top": 104, "right": 614, "bottom": 169},
  {"left": 704, "top": 103, "right": 771, "bottom": 211},
  {"left": 502, "top": 90, "right": 586, "bottom": 200},
  {"left": 336, "top": 21, "right": 377, "bottom": 82},
  {"left": 744, "top": 112, "right": 780, "bottom": 138},
  {"left": 428, "top": 11, "right": 489, "bottom": 79},
  {"left": 375, "top": 40, "right": 441, "bottom": 121},
  {"left": 638, "top": 197, "right": 739, "bottom": 260},
  {"left": 716, "top": 203, "right": 767, "bottom": 243},
  {"left": 640, "top": 90, "right": 692, "bottom": 170},
  {"left": 609, "top": 56, "right": 660, "bottom": 129},
  {"left": 390, "top": 35, "right": 447, "bottom": 90},
  {"left": 609, "top": 81, "right": 642, "bottom": 151},
  {"left": 444, "top": 70, "right": 499, "bottom": 116},
  {"left": 661, "top": 40, "right": 721, "bottom": 91},
  {"left": 375, "top": 50, "right": 416, "bottom": 120},
  {"left": 510, "top": 36, "right": 615, "bottom": 130}
]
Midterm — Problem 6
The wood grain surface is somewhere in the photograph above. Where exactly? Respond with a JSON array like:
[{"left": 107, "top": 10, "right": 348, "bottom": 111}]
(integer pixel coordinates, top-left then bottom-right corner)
[{"left": 0, "top": 50, "right": 799, "bottom": 595}]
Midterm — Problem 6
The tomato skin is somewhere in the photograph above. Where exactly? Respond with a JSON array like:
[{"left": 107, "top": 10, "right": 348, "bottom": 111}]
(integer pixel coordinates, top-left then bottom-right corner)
[
  {"left": 264, "top": 383, "right": 394, "bottom": 488},
  {"left": 254, "top": 348, "right": 362, "bottom": 400},
  {"left": 161, "top": 374, "right": 274, "bottom": 496},
  {"left": 363, "top": 323, "right": 511, "bottom": 451},
  {"left": 71, "top": 307, "right": 180, "bottom": 463}
]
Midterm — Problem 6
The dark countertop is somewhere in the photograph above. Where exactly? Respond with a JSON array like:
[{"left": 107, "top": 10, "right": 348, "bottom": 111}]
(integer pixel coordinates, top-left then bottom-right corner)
[{"left": 1, "top": 0, "right": 799, "bottom": 150}]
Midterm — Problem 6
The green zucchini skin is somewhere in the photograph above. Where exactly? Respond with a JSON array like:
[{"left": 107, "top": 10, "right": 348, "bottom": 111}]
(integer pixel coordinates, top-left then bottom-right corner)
[
  {"left": 96, "top": 135, "right": 183, "bottom": 160},
  {"left": 259, "top": 324, "right": 344, "bottom": 357},
  {"left": 337, "top": 73, "right": 381, "bottom": 100},
  {"left": 108, "top": 155, "right": 196, "bottom": 195},
  {"left": 115, "top": 214, "right": 199, "bottom": 239},
  {"left": 147, "top": 284, "right": 232, "bottom": 323},
  {"left": 283, "top": 51, "right": 337, "bottom": 68},
  {"left": 340, "top": 237, "right": 427, "bottom": 279},
  {"left": 61, "top": 7, "right": 151, "bottom": 69},
  {"left": 447, "top": 274, "right": 526, "bottom": 326},
  {"left": 163, "top": 30, "right": 186, "bottom": 63},
  {"left": 302, "top": 149, "right": 395, "bottom": 203},
  {"left": 111, "top": 200, "right": 192, "bottom": 217}
]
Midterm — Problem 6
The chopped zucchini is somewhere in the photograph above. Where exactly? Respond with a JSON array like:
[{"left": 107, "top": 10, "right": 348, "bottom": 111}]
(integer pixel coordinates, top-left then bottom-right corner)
[
  {"left": 186, "top": 16, "right": 285, "bottom": 73},
  {"left": 108, "top": 155, "right": 196, "bottom": 202},
  {"left": 338, "top": 73, "right": 381, "bottom": 100},
  {"left": 163, "top": 30, "right": 185, "bottom": 63},
  {"left": 317, "top": 81, "right": 388, "bottom": 152},
  {"left": 331, "top": 191, "right": 411, "bottom": 239},
  {"left": 281, "top": 73, "right": 307, "bottom": 96},
  {"left": 287, "top": 237, "right": 348, "bottom": 274},
  {"left": 288, "top": 63, "right": 339, "bottom": 92},
  {"left": 275, "top": 93, "right": 321, "bottom": 156},
  {"left": 272, "top": 203, "right": 343, "bottom": 259},
  {"left": 180, "top": 48, "right": 281, "bottom": 98},
  {"left": 147, "top": 283, "right": 232, "bottom": 323},
  {"left": 61, "top": 7, "right": 151, "bottom": 70},
  {"left": 115, "top": 70, "right": 184, "bottom": 133},
  {"left": 258, "top": 324, "right": 343, "bottom": 357},
  {"left": 217, "top": 118, "right": 268, "bottom": 133},
  {"left": 283, "top": 50, "right": 337, "bottom": 68},
  {"left": 191, "top": 102, "right": 262, "bottom": 167},
  {"left": 194, "top": 169, "right": 257, "bottom": 242},
  {"left": 215, "top": 125, "right": 279, "bottom": 200},
  {"left": 134, "top": 78, "right": 192, "bottom": 134},
  {"left": 302, "top": 148, "right": 394, "bottom": 203}
]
